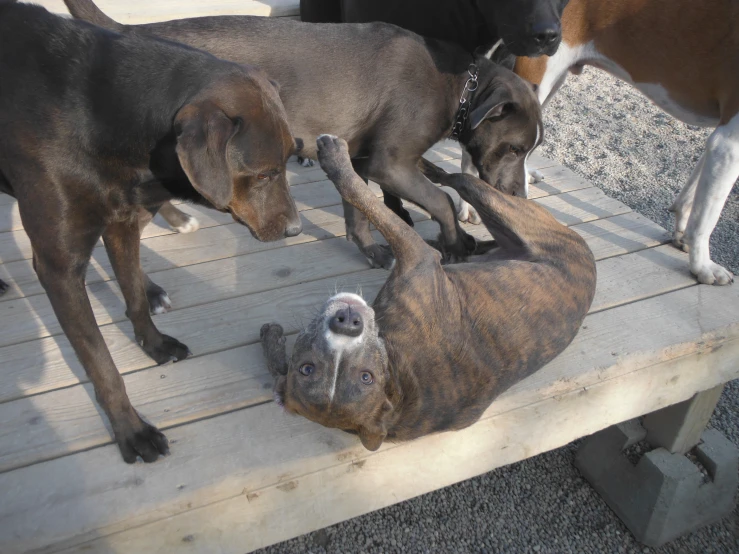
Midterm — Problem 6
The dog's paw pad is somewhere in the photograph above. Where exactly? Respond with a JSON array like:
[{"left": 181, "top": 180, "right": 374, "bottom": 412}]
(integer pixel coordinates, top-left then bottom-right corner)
[{"left": 172, "top": 215, "right": 200, "bottom": 234}]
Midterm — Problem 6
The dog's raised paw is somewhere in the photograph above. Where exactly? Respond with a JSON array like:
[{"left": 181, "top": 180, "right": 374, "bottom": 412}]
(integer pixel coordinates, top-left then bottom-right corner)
[
  {"left": 260, "top": 323, "right": 285, "bottom": 341},
  {"left": 316, "top": 134, "right": 352, "bottom": 175}
]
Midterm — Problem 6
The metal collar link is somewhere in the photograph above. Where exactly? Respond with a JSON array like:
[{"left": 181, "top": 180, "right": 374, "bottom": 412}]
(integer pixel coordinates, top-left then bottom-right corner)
[{"left": 450, "top": 64, "right": 479, "bottom": 140}]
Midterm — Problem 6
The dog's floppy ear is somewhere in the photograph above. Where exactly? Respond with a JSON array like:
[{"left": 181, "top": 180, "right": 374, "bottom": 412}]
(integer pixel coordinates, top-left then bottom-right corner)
[
  {"left": 469, "top": 87, "right": 517, "bottom": 130},
  {"left": 175, "top": 101, "right": 238, "bottom": 210},
  {"left": 358, "top": 399, "right": 394, "bottom": 451}
]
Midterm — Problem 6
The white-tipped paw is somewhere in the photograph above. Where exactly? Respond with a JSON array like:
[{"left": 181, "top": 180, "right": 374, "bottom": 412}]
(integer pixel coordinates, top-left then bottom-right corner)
[
  {"left": 691, "top": 261, "right": 734, "bottom": 286},
  {"left": 172, "top": 215, "right": 200, "bottom": 234},
  {"left": 528, "top": 169, "right": 544, "bottom": 184}
]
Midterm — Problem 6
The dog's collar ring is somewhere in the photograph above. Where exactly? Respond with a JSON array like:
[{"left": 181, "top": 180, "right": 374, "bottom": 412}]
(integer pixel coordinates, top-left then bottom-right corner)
[{"left": 451, "top": 64, "right": 479, "bottom": 140}]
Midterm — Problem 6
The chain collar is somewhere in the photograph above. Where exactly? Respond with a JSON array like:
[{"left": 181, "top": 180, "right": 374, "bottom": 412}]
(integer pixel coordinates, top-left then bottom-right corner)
[{"left": 450, "top": 64, "right": 479, "bottom": 140}]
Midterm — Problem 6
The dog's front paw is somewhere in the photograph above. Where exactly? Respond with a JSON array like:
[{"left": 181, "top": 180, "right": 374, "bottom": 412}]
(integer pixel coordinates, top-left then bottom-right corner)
[
  {"left": 297, "top": 156, "right": 315, "bottom": 167},
  {"left": 672, "top": 230, "right": 689, "bottom": 252},
  {"left": 114, "top": 414, "right": 169, "bottom": 463},
  {"left": 362, "top": 243, "right": 395, "bottom": 270},
  {"left": 691, "top": 260, "right": 734, "bottom": 286},
  {"left": 456, "top": 200, "right": 482, "bottom": 225},
  {"left": 146, "top": 281, "right": 172, "bottom": 315},
  {"left": 172, "top": 213, "right": 200, "bottom": 234},
  {"left": 260, "top": 323, "right": 288, "bottom": 377},
  {"left": 528, "top": 168, "right": 544, "bottom": 183},
  {"left": 260, "top": 323, "right": 286, "bottom": 349},
  {"left": 439, "top": 232, "right": 476, "bottom": 264},
  {"left": 316, "top": 134, "right": 352, "bottom": 178},
  {"left": 139, "top": 333, "right": 191, "bottom": 365}
]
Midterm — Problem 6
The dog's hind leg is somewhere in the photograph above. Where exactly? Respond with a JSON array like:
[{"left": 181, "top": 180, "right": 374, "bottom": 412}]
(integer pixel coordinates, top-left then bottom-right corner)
[
  {"left": 158, "top": 201, "right": 200, "bottom": 234},
  {"left": 682, "top": 114, "right": 738, "bottom": 285},
  {"left": 382, "top": 192, "right": 415, "bottom": 227},
  {"left": 318, "top": 135, "right": 440, "bottom": 271},
  {"left": 136, "top": 207, "right": 173, "bottom": 314},
  {"left": 449, "top": 149, "right": 482, "bottom": 224}
]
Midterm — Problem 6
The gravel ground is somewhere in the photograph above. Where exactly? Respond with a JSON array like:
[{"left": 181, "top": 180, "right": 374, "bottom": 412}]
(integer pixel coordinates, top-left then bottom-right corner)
[{"left": 259, "top": 69, "right": 738, "bottom": 554}]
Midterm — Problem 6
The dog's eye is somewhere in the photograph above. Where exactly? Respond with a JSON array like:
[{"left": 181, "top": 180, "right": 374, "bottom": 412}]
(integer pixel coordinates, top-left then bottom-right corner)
[
  {"left": 299, "top": 363, "right": 314, "bottom": 376},
  {"left": 509, "top": 145, "right": 523, "bottom": 155},
  {"left": 360, "top": 371, "right": 374, "bottom": 385},
  {"left": 256, "top": 174, "right": 269, "bottom": 181}
]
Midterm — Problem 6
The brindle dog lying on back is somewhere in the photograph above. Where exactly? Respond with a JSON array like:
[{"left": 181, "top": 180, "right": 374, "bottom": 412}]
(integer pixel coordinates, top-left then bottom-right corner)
[{"left": 261, "top": 135, "right": 596, "bottom": 450}]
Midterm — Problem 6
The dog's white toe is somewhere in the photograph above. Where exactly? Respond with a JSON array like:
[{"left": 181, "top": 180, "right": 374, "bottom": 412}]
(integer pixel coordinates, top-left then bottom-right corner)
[
  {"left": 692, "top": 261, "right": 734, "bottom": 286},
  {"left": 152, "top": 293, "right": 172, "bottom": 315},
  {"left": 467, "top": 206, "right": 482, "bottom": 225},
  {"left": 528, "top": 169, "right": 544, "bottom": 183},
  {"left": 173, "top": 216, "right": 200, "bottom": 234}
]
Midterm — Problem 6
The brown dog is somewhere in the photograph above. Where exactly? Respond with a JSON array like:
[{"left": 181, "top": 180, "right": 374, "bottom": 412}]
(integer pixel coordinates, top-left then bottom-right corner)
[
  {"left": 260, "top": 135, "right": 596, "bottom": 450},
  {"left": 513, "top": 0, "right": 738, "bottom": 286},
  {"left": 0, "top": 1, "right": 300, "bottom": 463}
]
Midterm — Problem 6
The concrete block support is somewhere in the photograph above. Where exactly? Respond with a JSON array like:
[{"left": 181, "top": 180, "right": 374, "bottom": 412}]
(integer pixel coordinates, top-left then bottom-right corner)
[{"left": 576, "top": 411, "right": 737, "bottom": 546}]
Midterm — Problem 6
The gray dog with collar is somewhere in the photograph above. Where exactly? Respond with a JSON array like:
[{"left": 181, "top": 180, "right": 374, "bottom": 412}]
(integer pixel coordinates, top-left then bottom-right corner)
[
  {"left": 261, "top": 135, "right": 596, "bottom": 450},
  {"left": 65, "top": 0, "right": 543, "bottom": 269}
]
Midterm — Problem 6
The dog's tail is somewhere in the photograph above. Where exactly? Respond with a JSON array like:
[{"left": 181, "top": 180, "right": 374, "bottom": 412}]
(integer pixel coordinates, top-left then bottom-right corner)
[{"left": 63, "top": 0, "right": 125, "bottom": 31}]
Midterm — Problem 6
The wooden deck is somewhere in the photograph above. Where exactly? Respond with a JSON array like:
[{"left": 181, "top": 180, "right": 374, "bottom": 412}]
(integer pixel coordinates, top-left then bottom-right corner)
[{"left": 1, "top": 142, "right": 738, "bottom": 553}]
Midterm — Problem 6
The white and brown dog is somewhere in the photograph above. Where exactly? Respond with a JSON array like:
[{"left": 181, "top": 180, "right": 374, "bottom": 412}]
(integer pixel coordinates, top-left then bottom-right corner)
[{"left": 466, "top": 0, "right": 738, "bottom": 285}]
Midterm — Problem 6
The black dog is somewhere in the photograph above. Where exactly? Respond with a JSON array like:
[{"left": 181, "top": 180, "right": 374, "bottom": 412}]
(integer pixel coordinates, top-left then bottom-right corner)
[
  {"left": 66, "top": 0, "right": 543, "bottom": 269},
  {"left": 0, "top": 1, "right": 300, "bottom": 463},
  {"left": 300, "top": 0, "right": 570, "bottom": 57}
]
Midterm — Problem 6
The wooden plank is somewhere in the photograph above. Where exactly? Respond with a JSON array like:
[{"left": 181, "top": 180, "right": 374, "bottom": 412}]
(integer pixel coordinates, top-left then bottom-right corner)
[
  {"left": 0, "top": 244, "right": 698, "bottom": 472},
  {"left": 57, "top": 340, "right": 739, "bottom": 554},
  {"left": 0, "top": 270, "right": 386, "bottom": 404},
  {"left": 0, "top": 177, "right": 621, "bottom": 303},
  {"left": 75, "top": 340, "right": 739, "bottom": 554},
  {"left": 0, "top": 208, "right": 662, "bottom": 403},
  {"left": 0, "top": 186, "right": 632, "bottom": 348},
  {"left": 1, "top": 206, "right": 669, "bottom": 305},
  {"left": 31, "top": 0, "right": 301, "bottom": 21},
  {"left": 2, "top": 284, "right": 738, "bottom": 554}
]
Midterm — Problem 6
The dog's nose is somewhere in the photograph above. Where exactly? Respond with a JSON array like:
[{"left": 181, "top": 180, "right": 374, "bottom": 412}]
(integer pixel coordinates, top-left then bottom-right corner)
[
  {"left": 531, "top": 22, "right": 560, "bottom": 47},
  {"left": 284, "top": 220, "right": 303, "bottom": 237},
  {"left": 329, "top": 308, "right": 364, "bottom": 337}
]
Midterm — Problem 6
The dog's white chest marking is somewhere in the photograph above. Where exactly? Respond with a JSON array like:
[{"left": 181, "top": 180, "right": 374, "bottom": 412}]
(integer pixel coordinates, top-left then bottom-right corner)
[
  {"left": 538, "top": 41, "right": 719, "bottom": 128},
  {"left": 324, "top": 329, "right": 362, "bottom": 402}
]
